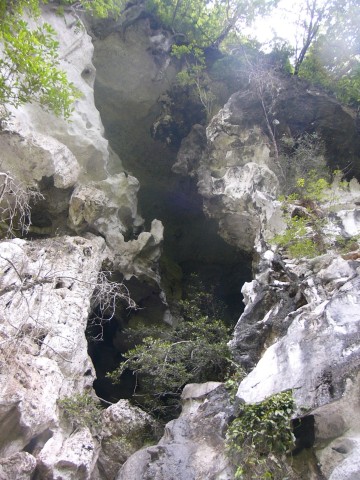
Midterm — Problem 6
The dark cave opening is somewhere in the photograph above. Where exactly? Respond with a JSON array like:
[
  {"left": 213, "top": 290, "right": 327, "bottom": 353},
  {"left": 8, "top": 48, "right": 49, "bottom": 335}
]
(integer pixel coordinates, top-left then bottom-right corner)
[
  {"left": 139, "top": 174, "right": 252, "bottom": 322},
  {"left": 87, "top": 276, "right": 172, "bottom": 403},
  {"left": 89, "top": 43, "right": 253, "bottom": 406},
  {"left": 87, "top": 315, "right": 134, "bottom": 403},
  {"left": 292, "top": 415, "right": 316, "bottom": 455},
  {"left": 87, "top": 228, "right": 251, "bottom": 407},
  {"left": 86, "top": 157, "right": 252, "bottom": 406}
]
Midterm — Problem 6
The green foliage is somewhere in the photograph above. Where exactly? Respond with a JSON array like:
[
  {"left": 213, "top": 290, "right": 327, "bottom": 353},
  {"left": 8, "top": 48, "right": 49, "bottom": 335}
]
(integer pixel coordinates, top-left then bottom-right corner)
[
  {"left": 59, "top": 392, "right": 103, "bottom": 434},
  {"left": 272, "top": 216, "right": 321, "bottom": 259},
  {"left": 224, "top": 365, "right": 246, "bottom": 402},
  {"left": 59, "top": 0, "right": 122, "bottom": 18},
  {"left": 267, "top": 40, "right": 294, "bottom": 73},
  {"left": 0, "top": 0, "right": 121, "bottom": 117},
  {"left": 108, "top": 276, "right": 232, "bottom": 419},
  {"left": 295, "top": 170, "right": 330, "bottom": 203},
  {"left": 226, "top": 390, "right": 295, "bottom": 480},
  {"left": 296, "top": 0, "right": 360, "bottom": 106},
  {"left": 270, "top": 169, "right": 332, "bottom": 258},
  {"left": 146, "top": 0, "right": 278, "bottom": 48},
  {"left": 172, "top": 42, "right": 215, "bottom": 116},
  {"left": 335, "top": 235, "right": 360, "bottom": 253},
  {"left": 299, "top": 37, "right": 360, "bottom": 106},
  {"left": 0, "top": 20, "right": 80, "bottom": 118},
  {"left": 161, "top": 0, "right": 278, "bottom": 116},
  {"left": 279, "top": 132, "right": 327, "bottom": 191},
  {"left": 271, "top": 168, "right": 355, "bottom": 259}
]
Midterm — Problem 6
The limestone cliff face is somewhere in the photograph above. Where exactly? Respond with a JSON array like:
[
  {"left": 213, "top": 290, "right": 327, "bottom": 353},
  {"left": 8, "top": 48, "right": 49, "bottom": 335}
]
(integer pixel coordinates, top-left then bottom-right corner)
[
  {"left": 0, "top": 6, "right": 165, "bottom": 480},
  {"left": 1, "top": 5, "right": 360, "bottom": 480}
]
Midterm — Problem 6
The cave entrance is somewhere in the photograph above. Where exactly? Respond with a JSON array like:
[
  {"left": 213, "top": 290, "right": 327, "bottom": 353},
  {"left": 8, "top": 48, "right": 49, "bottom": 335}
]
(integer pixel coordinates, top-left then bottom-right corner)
[
  {"left": 89, "top": 33, "right": 253, "bottom": 405},
  {"left": 145, "top": 175, "right": 252, "bottom": 324},
  {"left": 86, "top": 174, "right": 252, "bottom": 405}
]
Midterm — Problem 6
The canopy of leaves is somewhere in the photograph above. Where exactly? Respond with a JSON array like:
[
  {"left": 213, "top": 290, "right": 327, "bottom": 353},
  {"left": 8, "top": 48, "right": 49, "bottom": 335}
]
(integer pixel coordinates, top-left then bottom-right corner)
[
  {"left": 290, "top": 0, "right": 360, "bottom": 105},
  {"left": 145, "top": 0, "right": 279, "bottom": 48},
  {"left": 0, "top": 0, "right": 122, "bottom": 118}
]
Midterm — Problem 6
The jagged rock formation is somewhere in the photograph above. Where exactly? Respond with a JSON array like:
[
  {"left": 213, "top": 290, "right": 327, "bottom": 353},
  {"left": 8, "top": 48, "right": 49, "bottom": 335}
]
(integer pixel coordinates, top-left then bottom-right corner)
[
  {"left": 1, "top": 4, "right": 360, "bottom": 480},
  {"left": 175, "top": 79, "right": 360, "bottom": 252}
]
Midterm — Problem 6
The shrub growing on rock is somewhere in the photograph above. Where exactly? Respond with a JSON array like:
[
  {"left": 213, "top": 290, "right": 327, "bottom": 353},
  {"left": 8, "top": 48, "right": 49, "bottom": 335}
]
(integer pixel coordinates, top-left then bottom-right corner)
[
  {"left": 108, "top": 276, "right": 233, "bottom": 419},
  {"left": 59, "top": 392, "right": 103, "bottom": 434},
  {"left": 226, "top": 390, "right": 296, "bottom": 480},
  {"left": 270, "top": 169, "right": 351, "bottom": 258}
]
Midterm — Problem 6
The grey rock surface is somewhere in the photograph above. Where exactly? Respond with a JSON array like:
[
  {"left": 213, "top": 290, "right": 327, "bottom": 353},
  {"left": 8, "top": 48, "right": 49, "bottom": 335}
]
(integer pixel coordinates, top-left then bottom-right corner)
[
  {"left": 96, "top": 400, "right": 159, "bottom": 480},
  {"left": 0, "top": 452, "right": 36, "bottom": 480},
  {"left": 117, "top": 382, "right": 234, "bottom": 480}
]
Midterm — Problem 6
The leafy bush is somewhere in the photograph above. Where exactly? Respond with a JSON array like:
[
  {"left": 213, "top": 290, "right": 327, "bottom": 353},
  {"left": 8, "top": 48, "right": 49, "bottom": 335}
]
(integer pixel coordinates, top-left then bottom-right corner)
[
  {"left": 224, "top": 366, "right": 246, "bottom": 402},
  {"left": 335, "top": 235, "right": 359, "bottom": 253},
  {"left": 226, "top": 390, "right": 296, "bottom": 480},
  {"left": 108, "top": 276, "right": 233, "bottom": 419},
  {"left": 279, "top": 133, "right": 327, "bottom": 192},
  {"left": 271, "top": 167, "right": 356, "bottom": 258},
  {"left": 295, "top": 171, "right": 330, "bottom": 203},
  {"left": 59, "top": 392, "right": 103, "bottom": 434},
  {"left": 171, "top": 43, "right": 215, "bottom": 116}
]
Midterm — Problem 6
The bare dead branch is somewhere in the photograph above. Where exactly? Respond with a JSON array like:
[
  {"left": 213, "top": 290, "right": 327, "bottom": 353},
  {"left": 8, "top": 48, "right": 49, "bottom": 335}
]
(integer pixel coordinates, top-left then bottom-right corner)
[{"left": 0, "top": 172, "right": 44, "bottom": 238}]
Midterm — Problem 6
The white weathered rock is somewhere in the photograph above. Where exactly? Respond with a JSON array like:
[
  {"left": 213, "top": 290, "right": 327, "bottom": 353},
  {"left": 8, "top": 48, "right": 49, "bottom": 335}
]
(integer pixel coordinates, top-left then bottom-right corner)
[
  {"left": 233, "top": 243, "right": 360, "bottom": 479},
  {"left": 0, "top": 131, "right": 80, "bottom": 189},
  {"left": 0, "top": 353, "right": 62, "bottom": 457},
  {"left": 113, "top": 219, "right": 164, "bottom": 284},
  {"left": 178, "top": 102, "right": 284, "bottom": 251},
  {"left": 36, "top": 428, "right": 99, "bottom": 480},
  {"left": 200, "top": 162, "right": 280, "bottom": 250},
  {"left": 0, "top": 235, "right": 106, "bottom": 463},
  {"left": 314, "top": 373, "right": 360, "bottom": 480},
  {"left": 93, "top": 15, "right": 177, "bottom": 136},
  {"left": 7, "top": 6, "right": 111, "bottom": 182},
  {"left": 236, "top": 252, "right": 360, "bottom": 404},
  {"left": 69, "top": 173, "right": 143, "bottom": 241},
  {"left": 0, "top": 6, "right": 141, "bottom": 244}
]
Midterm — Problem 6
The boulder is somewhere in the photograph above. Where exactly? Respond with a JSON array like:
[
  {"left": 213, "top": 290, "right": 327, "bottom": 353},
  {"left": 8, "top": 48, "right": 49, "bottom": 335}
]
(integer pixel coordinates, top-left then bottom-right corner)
[
  {"left": 96, "top": 400, "right": 159, "bottom": 480},
  {"left": 36, "top": 428, "right": 99, "bottom": 480},
  {"left": 0, "top": 452, "right": 36, "bottom": 480},
  {"left": 116, "top": 382, "right": 234, "bottom": 480}
]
